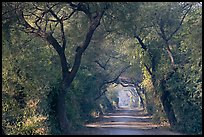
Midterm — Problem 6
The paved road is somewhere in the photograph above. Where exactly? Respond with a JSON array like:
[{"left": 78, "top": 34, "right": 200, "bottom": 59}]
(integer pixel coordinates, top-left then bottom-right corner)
[{"left": 73, "top": 107, "right": 183, "bottom": 135}]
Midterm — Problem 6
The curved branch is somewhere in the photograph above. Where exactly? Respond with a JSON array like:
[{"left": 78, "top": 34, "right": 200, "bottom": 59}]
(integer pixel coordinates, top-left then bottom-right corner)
[
  {"left": 105, "top": 65, "right": 131, "bottom": 85},
  {"left": 120, "top": 82, "right": 134, "bottom": 87},
  {"left": 94, "top": 58, "right": 110, "bottom": 70},
  {"left": 68, "top": 2, "right": 91, "bottom": 18},
  {"left": 167, "top": 4, "right": 192, "bottom": 41},
  {"left": 65, "top": 9, "right": 106, "bottom": 89},
  {"left": 94, "top": 65, "right": 131, "bottom": 101},
  {"left": 17, "top": 11, "right": 37, "bottom": 33},
  {"left": 49, "top": 9, "right": 66, "bottom": 50}
]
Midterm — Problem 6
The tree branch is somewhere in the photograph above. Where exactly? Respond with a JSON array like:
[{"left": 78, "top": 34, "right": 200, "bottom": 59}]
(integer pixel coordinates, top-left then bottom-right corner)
[
  {"left": 167, "top": 4, "right": 192, "bottom": 41},
  {"left": 45, "top": 33, "right": 63, "bottom": 55},
  {"left": 66, "top": 9, "right": 106, "bottom": 88},
  {"left": 49, "top": 9, "right": 66, "bottom": 50},
  {"left": 134, "top": 33, "right": 147, "bottom": 51},
  {"left": 63, "top": 9, "right": 76, "bottom": 20},
  {"left": 68, "top": 2, "right": 91, "bottom": 18},
  {"left": 165, "top": 44, "right": 176, "bottom": 69},
  {"left": 17, "top": 11, "right": 37, "bottom": 33},
  {"left": 18, "top": 9, "right": 69, "bottom": 80},
  {"left": 94, "top": 89, "right": 107, "bottom": 101},
  {"left": 120, "top": 82, "right": 134, "bottom": 87},
  {"left": 158, "top": 19, "right": 167, "bottom": 41},
  {"left": 94, "top": 65, "right": 131, "bottom": 101},
  {"left": 106, "top": 65, "right": 131, "bottom": 85},
  {"left": 144, "top": 63, "right": 152, "bottom": 76},
  {"left": 94, "top": 58, "right": 110, "bottom": 70}
]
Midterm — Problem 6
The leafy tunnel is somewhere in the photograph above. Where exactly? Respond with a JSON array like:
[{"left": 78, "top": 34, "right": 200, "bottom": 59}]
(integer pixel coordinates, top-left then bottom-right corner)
[{"left": 2, "top": 2, "right": 202, "bottom": 135}]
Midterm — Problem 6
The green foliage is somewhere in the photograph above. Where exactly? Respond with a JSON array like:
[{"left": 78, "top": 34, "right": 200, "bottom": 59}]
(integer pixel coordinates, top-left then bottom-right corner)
[
  {"left": 2, "top": 13, "right": 60, "bottom": 134},
  {"left": 2, "top": 2, "right": 202, "bottom": 135}
]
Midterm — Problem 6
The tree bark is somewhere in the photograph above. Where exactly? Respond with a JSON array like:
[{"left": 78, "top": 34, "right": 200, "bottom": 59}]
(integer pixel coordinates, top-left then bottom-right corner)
[
  {"left": 160, "top": 79, "right": 177, "bottom": 127},
  {"left": 57, "top": 90, "right": 71, "bottom": 134}
]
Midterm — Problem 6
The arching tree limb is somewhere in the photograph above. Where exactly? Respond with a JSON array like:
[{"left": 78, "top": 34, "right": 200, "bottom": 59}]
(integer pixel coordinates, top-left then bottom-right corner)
[
  {"left": 94, "top": 58, "right": 110, "bottom": 70},
  {"left": 94, "top": 65, "right": 131, "bottom": 101}
]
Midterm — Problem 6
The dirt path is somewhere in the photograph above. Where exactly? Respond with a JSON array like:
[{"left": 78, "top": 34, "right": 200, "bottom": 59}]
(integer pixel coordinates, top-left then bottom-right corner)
[{"left": 73, "top": 107, "right": 183, "bottom": 135}]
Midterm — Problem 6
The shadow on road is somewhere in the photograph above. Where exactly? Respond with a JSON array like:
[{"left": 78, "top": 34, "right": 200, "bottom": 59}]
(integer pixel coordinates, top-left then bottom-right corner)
[{"left": 72, "top": 107, "right": 183, "bottom": 135}]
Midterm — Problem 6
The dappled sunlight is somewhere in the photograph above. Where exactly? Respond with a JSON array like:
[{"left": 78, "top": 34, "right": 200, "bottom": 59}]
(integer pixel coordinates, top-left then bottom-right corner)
[
  {"left": 103, "top": 115, "right": 152, "bottom": 119},
  {"left": 85, "top": 121, "right": 160, "bottom": 129},
  {"left": 85, "top": 108, "right": 160, "bottom": 130}
]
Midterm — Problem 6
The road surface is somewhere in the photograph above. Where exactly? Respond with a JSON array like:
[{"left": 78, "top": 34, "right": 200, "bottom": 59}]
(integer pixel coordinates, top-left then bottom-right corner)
[{"left": 72, "top": 107, "right": 183, "bottom": 135}]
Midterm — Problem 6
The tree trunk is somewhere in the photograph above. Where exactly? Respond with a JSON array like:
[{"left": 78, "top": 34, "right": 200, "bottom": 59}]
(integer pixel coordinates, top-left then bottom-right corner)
[
  {"left": 135, "top": 89, "right": 145, "bottom": 109},
  {"left": 57, "top": 89, "right": 71, "bottom": 134},
  {"left": 160, "top": 79, "right": 177, "bottom": 127},
  {"left": 135, "top": 32, "right": 178, "bottom": 127}
]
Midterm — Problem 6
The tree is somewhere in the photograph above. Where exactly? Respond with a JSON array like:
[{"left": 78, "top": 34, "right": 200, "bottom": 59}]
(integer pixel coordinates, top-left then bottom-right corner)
[{"left": 3, "top": 2, "right": 109, "bottom": 134}]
